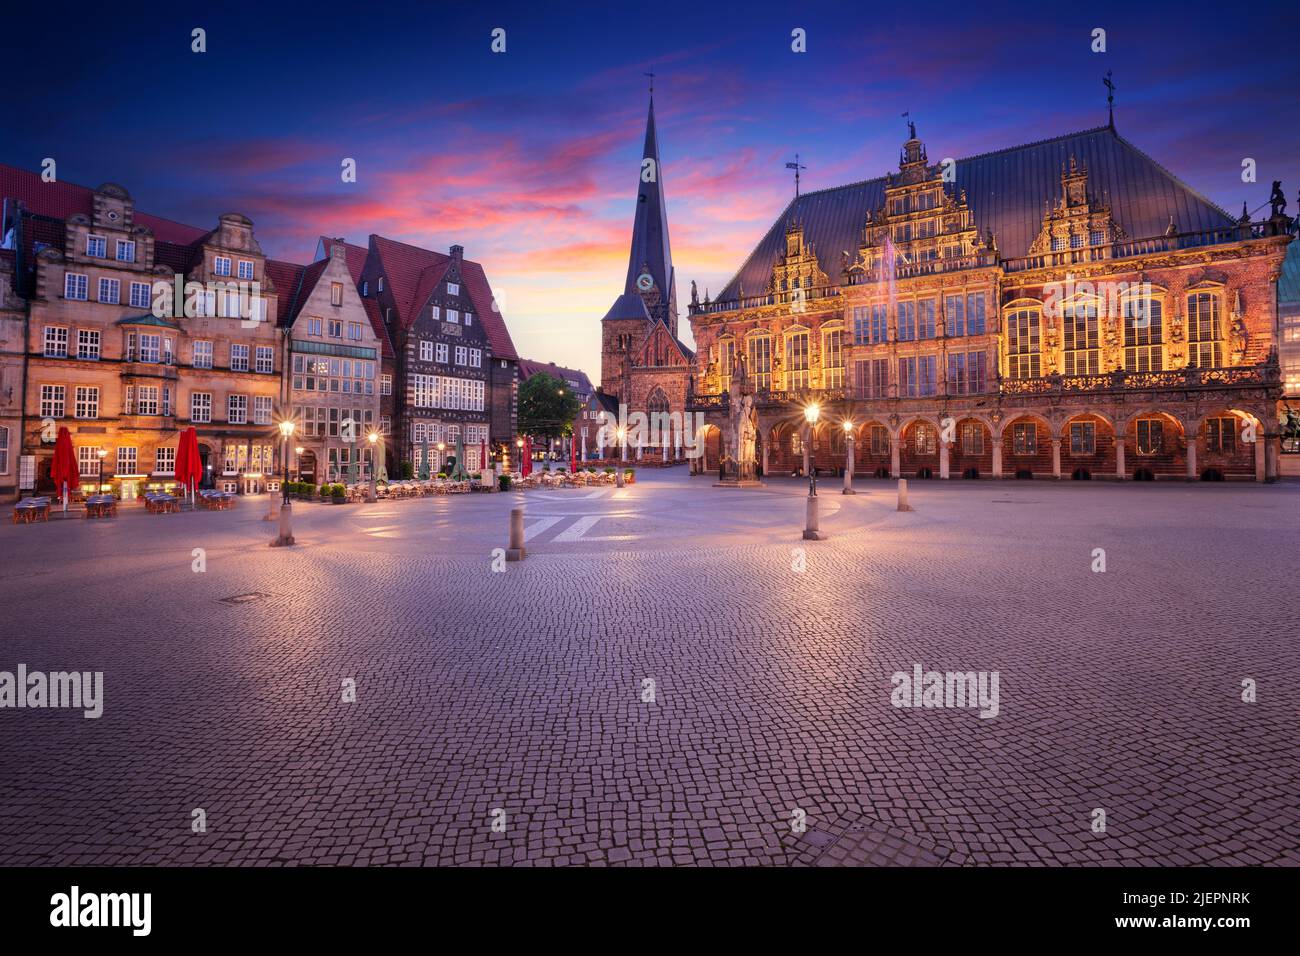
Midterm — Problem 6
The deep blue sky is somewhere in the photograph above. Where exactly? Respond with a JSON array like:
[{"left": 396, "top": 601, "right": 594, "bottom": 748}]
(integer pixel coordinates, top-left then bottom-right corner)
[{"left": 4, "top": 0, "right": 1297, "bottom": 374}]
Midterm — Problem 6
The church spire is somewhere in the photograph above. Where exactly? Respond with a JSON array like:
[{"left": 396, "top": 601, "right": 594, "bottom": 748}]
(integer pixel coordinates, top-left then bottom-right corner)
[{"left": 622, "top": 87, "right": 678, "bottom": 336}]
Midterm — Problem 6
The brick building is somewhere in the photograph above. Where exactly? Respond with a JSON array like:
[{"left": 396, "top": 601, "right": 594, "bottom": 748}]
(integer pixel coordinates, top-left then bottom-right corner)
[
  {"left": 0, "top": 250, "right": 23, "bottom": 497},
  {"left": 596, "top": 92, "right": 694, "bottom": 460},
  {"left": 689, "top": 118, "right": 1292, "bottom": 482},
  {"left": 518, "top": 358, "right": 593, "bottom": 460}
]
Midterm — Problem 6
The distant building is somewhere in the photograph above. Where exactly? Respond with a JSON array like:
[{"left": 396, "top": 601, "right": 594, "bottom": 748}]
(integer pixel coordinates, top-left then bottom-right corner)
[{"left": 518, "top": 358, "right": 593, "bottom": 459}]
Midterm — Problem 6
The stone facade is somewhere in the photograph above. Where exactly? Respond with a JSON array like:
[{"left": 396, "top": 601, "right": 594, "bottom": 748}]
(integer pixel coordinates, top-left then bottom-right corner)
[
  {"left": 689, "top": 126, "right": 1291, "bottom": 483},
  {"left": 0, "top": 252, "right": 23, "bottom": 497}
]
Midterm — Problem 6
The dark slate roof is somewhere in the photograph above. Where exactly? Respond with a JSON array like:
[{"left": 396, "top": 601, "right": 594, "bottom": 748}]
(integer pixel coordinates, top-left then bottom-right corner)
[
  {"left": 620, "top": 96, "right": 677, "bottom": 325},
  {"left": 115, "top": 313, "right": 180, "bottom": 328},
  {"left": 716, "top": 125, "right": 1235, "bottom": 302},
  {"left": 1279, "top": 237, "right": 1300, "bottom": 307},
  {"left": 602, "top": 291, "right": 651, "bottom": 322},
  {"left": 590, "top": 390, "right": 620, "bottom": 416}
]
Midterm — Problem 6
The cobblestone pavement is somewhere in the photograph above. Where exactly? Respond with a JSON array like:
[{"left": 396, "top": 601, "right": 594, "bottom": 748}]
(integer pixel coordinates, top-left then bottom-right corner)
[{"left": 1, "top": 471, "right": 1297, "bottom": 866}]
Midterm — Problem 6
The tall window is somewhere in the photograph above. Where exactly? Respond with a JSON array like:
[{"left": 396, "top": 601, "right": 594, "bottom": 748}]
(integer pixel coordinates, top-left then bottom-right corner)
[
  {"left": 44, "top": 327, "right": 68, "bottom": 357},
  {"left": 253, "top": 396, "right": 273, "bottom": 425},
  {"left": 870, "top": 425, "right": 889, "bottom": 456},
  {"left": 0, "top": 426, "right": 8, "bottom": 475},
  {"left": 155, "top": 447, "right": 176, "bottom": 474},
  {"left": 822, "top": 329, "right": 844, "bottom": 389},
  {"left": 1012, "top": 422, "right": 1037, "bottom": 455},
  {"left": 40, "top": 385, "right": 65, "bottom": 418},
  {"left": 136, "top": 386, "right": 160, "bottom": 415},
  {"left": 785, "top": 332, "right": 809, "bottom": 389},
  {"left": 191, "top": 392, "right": 212, "bottom": 423},
  {"left": 130, "top": 281, "right": 151, "bottom": 308},
  {"left": 228, "top": 395, "right": 247, "bottom": 424},
  {"left": 86, "top": 235, "right": 106, "bottom": 257},
  {"left": 117, "top": 446, "right": 137, "bottom": 474},
  {"left": 946, "top": 351, "right": 987, "bottom": 395},
  {"left": 960, "top": 423, "right": 984, "bottom": 455},
  {"left": 255, "top": 347, "right": 274, "bottom": 374},
  {"left": 74, "top": 386, "right": 99, "bottom": 419},
  {"left": 1006, "top": 308, "right": 1041, "bottom": 378},
  {"left": 237, "top": 260, "right": 255, "bottom": 280},
  {"left": 1186, "top": 292, "right": 1223, "bottom": 368},
  {"left": 230, "top": 344, "right": 249, "bottom": 371},
  {"left": 1123, "top": 295, "right": 1164, "bottom": 371},
  {"left": 98, "top": 277, "right": 120, "bottom": 304},
  {"left": 193, "top": 341, "right": 213, "bottom": 369},
  {"left": 897, "top": 301, "right": 917, "bottom": 341},
  {"left": 748, "top": 336, "right": 771, "bottom": 390},
  {"left": 64, "top": 273, "right": 88, "bottom": 300},
  {"left": 1061, "top": 300, "right": 1100, "bottom": 375},
  {"left": 1205, "top": 417, "right": 1237, "bottom": 453},
  {"left": 1136, "top": 418, "right": 1163, "bottom": 455},
  {"left": 898, "top": 355, "right": 937, "bottom": 397},
  {"left": 913, "top": 423, "right": 936, "bottom": 455},
  {"left": 854, "top": 358, "right": 889, "bottom": 399},
  {"left": 917, "top": 299, "right": 936, "bottom": 339},
  {"left": 717, "top": 339, "right": 736, "bottom": 391},
  {"left": 214, "top": 256, "right": 231, "bottom": 276},
  {"left": 78, "top": 446, "right": 101, "bottom": 476},
  {"left": 1069, "top": 421, "right": 1096, "bottom": 454}
]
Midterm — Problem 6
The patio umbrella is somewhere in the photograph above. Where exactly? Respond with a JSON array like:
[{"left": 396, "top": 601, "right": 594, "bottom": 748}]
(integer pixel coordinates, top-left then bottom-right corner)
[
  {"left": 580, "top": 430, "right": 587, "bottom": 462},
  {"left": 480, "top": 438, "right": 488, "bottom": 475},
  {"left": 50, "top": 426, "right": 80, "bottom": 513},
  {"left": 570, "top": 435, "right": 577, "bottom": 473},
  {"left": 521, "top": 438, "right": 531, "bottom": 478},
  {"left": 348, "top": 454, "right": 361, "bottom": 485},
  {"left": 451, "top": 434, "right": 468, "bottom": 480},
  {"left": 419, "top": 435, "right": 430, "bottom": 480},
  {"left": 374, "top": 440, "right": 388, "bottom": 483}
]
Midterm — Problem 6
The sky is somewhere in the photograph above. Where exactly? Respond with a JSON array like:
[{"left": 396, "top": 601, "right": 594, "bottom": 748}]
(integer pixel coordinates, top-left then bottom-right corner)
[{"left": 3, "top": 0, "right": 1298, "bottom": 382}]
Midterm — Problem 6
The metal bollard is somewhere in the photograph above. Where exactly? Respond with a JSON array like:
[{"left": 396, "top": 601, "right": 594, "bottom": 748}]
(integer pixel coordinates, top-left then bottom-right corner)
[
  {"left": 506, "top": 507, "right": 526, "bottom": 561},
  {"left": 897, "top": 478, "right": 914, "bottom": 512}
]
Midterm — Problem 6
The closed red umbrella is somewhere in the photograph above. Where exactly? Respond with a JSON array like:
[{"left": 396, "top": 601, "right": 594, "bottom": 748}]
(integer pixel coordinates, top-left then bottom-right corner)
[
  {"left": 570, "top": 434, "right": 577, "bottom": 474},
  {"left": 50, "top": 426, "right": 81, "bottom": 513},
  {"left": 176, "top": 427, "right": 203, "bottom": 505},
  {"left": 522, "top": 438, "right": 532, "bottom": 478}
]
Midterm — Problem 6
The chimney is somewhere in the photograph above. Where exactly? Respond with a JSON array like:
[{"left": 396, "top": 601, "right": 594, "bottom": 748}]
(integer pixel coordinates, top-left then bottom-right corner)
[{"left": 450, "top": 244, "right": 464, "bottom": 261}]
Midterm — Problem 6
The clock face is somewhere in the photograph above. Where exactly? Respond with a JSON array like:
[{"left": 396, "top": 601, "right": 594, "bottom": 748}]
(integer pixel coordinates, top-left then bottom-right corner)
[{"left": 636, "top": 273, "right": 654, "bottom": 292}]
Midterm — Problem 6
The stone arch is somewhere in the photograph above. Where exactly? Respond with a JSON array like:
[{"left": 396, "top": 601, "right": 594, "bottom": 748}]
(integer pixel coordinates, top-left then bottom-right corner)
[
  {"left": 1060, "top": 411, "right": 1116, "bottom": 479},
  {"left": 899, "top": 416, "right": 942, "bottom": 478},
  {"left": 1000, "top": 412, "right": 1053, "bottom": 478},
  {"left": 948, "top": 415, "right": 993, "bottom": 479},
  {"left": 1120, "top": 410, "right": 1186, "bottom": 481},
  {"left": 1191, "top": 407, "right": 1261, "bottom": 481}
]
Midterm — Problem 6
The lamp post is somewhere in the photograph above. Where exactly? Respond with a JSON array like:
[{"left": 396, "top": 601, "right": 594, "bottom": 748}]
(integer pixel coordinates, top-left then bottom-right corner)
[
  {"left": 437, "top": 441, "right": 446, "bottom": 476},
  {"left": 616, "top": 427, "right": 626, "bottom": 487},
  {"left": 272, "top": 420, "right": 295, "bottom": 547},
  {"left": 96, "top": 448, "right": 106, "bottom": 493},
  {"left": 842, "top": 419, "right": 856, "bottom": 495},
  {"left": 803, "top": 404, "right": 826, "bottom": 540},
  {"left": 295, "top": 446, "right": 304, "bottom": 482},
  {"left": 367, "top": 431, "right": 379, "bottom": 502}
]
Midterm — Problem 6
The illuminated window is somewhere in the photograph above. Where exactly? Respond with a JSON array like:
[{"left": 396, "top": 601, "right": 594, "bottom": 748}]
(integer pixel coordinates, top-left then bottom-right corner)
[
  {"left": 1136, "top": 419, "right": 1163, "bottom": 455},
  {"left": 1069, "top": 421, "right": 1095, "bottom": 454},
  {"left": 913, "top": 423, "right": 936, "bottom": 455},
  {"left": 1205, "top": 417, "right": 1236, "bottom": 453},
  {"left": 960, "top": 423, "right": 984, "bottom": 455},
  {"left": 1123, "top": 296, "right": 1164, "bottom": 371},
  {"left": 1012, "top": 422, "right": 1037, "bottom": 455},
  {"left": 1186, "top": 292, "right": 1223, "bottom": 368},
  {"left": 785, "top": 332, "right": 809, "bottom": 389},
  {"left": 1062, "top": 300, "right": 1100, "bottom": 375},
  {"left": 1006, "top": 308, "right": 1040, "bottom": 378}
]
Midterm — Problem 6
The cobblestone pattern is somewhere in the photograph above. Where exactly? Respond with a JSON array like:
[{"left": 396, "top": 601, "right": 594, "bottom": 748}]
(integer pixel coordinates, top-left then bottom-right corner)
[{"left": 0, "top": 474, "right": 1297, "bottom": 866}]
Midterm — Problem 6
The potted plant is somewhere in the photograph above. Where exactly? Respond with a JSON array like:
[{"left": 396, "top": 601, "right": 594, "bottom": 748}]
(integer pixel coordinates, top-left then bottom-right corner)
[
  {"left": 498, "top": 474, "right": 513, "bottom": 492},
  {"left": 318, "top": 483, "right": 330, "bottom": 501},
  {"left": 330, "top": 482, "right": 347, "bottom": 503}
]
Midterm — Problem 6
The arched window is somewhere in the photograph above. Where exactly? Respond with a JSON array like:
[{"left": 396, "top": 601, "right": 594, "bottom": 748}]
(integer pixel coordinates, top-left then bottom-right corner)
[
  {"left": 1006, "top": 307, "right": 1041, "bottom": 378},
  {"left": 646, "top": 388, "right": 669, "bottom": 415},
  {"left": 785, "top": 330, "right": 810, "bottom": 389}
]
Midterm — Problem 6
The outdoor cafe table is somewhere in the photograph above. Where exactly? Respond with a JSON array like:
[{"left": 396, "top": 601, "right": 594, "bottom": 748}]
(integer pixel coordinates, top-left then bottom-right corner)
[
  {"left": 84, "top": 495, "right": 117, "bottom": 519},
  {"left": 11, "top": 497, "right": 52, "bottom": 523}
]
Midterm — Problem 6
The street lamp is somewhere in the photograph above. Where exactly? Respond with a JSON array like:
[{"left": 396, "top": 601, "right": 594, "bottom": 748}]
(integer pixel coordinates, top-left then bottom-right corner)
[
  {"left": 842, "top": 419, "right": 856, "bottom": 495},
  {"left": 437, "top": 441, "right": 446, "bottom": 475},
  {"left": 367, "top": 431, "right": 379, "bottom": 502},
  {"left": 616, "top": 427, "right": 627, "bottom": 486},
  {"left": 802, "top": 404, "right": 827, "bottom": 540},
  {"left": 295, "top": 446, "right": 304, "bottom": 482},
  {"left": 804, "top": 403, "right": 820, "bottom": 496},
  {"left": 272, "top": 420, "right": 295, "bottom": 547},
  {"left": 96, "top": 448, "right": 106, "bottom": 493}
]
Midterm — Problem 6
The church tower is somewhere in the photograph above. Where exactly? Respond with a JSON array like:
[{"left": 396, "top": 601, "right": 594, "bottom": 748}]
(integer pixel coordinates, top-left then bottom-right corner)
[{"left": 601, "top": 88, "right": 679, "bottom": 400}]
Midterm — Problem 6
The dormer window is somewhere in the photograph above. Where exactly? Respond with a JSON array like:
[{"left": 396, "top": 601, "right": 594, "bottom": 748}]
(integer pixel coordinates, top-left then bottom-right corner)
[
  {"left": 237, "top": 260, "right": 255, "bottom": 280},
  {"left": 447, "top": 282, "right": 459, "bottom": 296},
  {"left": 214, "top": 256, "right": 232, "bottom": 276},
  {"left": 361, "top": 280, "right": 368, "bottom": 296},
  {"left": 377, "top": 276, "right": 384, "bottom": 293},
  {"left": 86, "top": 235, "right": 106, "bottom": 258},
  {"left": 115, "top": 240, "right": 136, "bottom": 262}
]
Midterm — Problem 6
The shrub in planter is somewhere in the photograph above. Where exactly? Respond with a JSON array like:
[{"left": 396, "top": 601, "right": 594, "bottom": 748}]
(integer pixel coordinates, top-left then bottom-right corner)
[
  {"left": 624, "top": 468, "right": 635, "bottom": 483},
  {"left": 401, "top": 462, "right": 415, "bottom": 479},
  {"left": 330, "top": 483, "right": 347, "bottom": 502},
  {"left": 436, "top": 472, "right": 448, "bottom": 480},
  {"left": 319, "top": 484, "right": 330, "bottom": 498},
  {"left": 498, "top": 474, "right": 512, "bottom": 491}
]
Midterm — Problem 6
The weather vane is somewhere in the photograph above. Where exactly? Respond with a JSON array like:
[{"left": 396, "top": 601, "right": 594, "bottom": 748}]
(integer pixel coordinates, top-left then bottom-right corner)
[
  {"left": 785, "top": 153, "right": 806, "bottom": 198},
  {"left": 1103, "top": 71, "right": 1116, "bottom": 127},
  {"left": 644, "top": 71, "right": 655, "bottom": 96}
]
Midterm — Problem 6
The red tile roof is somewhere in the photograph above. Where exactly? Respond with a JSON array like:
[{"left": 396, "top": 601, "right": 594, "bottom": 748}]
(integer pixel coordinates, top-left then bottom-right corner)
[
  {"left": 1, "top": 163, "right": 209, "bottom": 244},
  {"left": 317, "top": 237, "right": 369, "bottom": 284},
  {"left": 370, "top": 234, "right": 518, "bottom": 361},
  {"left": 265, "top": 258, "right": 310, "bottom": 327}
]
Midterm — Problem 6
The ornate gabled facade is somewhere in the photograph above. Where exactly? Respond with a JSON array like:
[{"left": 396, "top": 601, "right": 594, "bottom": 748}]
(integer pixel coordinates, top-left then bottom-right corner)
[
  {"left": 595, "top": 92, "right": 694, "bottom": 461},
  {"left": 689, "top": 121, "right": 1292, "bottom": 483}
]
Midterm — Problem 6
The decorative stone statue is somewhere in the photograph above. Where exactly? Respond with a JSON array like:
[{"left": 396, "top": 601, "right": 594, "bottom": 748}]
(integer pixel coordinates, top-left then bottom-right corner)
[
  {"left": 690, "top": 280, "right": 699, "bottom": 308},
  {"left": 1229, "top": 314, "right": 1248, "bottom": 365},
  {"left": 1269, "top": 181, "right": 1287, "bottom": 219}
]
